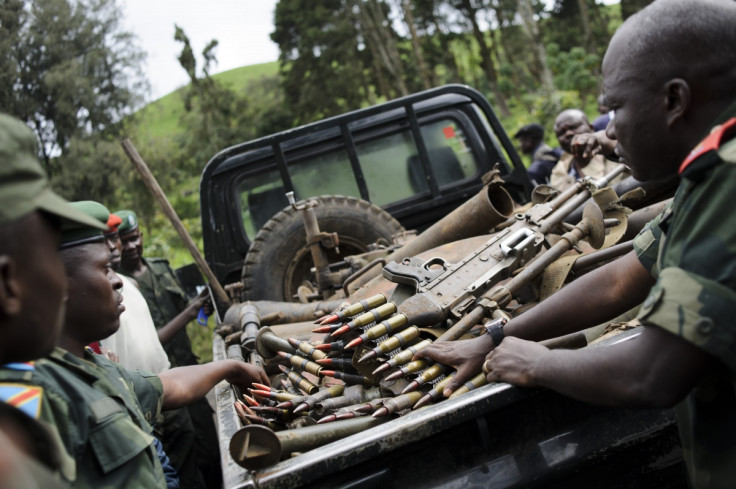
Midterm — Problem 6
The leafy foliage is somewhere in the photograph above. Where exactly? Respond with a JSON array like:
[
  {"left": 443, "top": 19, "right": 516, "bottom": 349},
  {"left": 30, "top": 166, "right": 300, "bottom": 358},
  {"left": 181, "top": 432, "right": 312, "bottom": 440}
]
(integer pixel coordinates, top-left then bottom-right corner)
[{"left": 0, "top": 0, "right": 146, "bottom": 173}]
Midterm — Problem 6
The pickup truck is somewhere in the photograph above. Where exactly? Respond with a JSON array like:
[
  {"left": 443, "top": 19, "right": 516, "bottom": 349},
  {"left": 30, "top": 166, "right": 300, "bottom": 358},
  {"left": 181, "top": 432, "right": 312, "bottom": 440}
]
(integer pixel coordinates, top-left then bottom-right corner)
[
  {"left": 200, "top": 84, "right": 534, "bottom": 300},
  {"left": 199, "top": 85, "right": 685, "bottom": 488}
]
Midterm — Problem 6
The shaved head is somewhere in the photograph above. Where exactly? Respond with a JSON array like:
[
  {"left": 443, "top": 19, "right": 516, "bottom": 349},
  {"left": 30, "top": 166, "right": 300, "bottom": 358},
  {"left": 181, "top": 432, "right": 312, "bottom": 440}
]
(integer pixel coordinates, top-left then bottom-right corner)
[
  {"left": 610, "top": 0, "right": 736, "bottom": 96},
  {"left": 602, "top": 0, "right": 736, "bottom": 181}
]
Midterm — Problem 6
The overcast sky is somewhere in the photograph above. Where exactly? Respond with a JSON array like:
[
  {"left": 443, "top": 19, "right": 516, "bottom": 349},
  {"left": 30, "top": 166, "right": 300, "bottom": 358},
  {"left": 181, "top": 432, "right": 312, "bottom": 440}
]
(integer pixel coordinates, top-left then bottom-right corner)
[{"left": 122, "top": 0, "right": 280, "bottom": 100}]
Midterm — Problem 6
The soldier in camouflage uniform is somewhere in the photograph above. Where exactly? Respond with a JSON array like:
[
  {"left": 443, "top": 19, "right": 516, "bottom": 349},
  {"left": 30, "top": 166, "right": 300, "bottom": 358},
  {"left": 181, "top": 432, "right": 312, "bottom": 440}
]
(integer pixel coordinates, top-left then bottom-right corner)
[
  {"left": 1, "top": 194, "right": 268, "bottom": 488},
  {"left": 115, "top": 210, "right": 221, "bottom": 489},
  {"left": 0, "top": 113, "right": 105, "bottom": 488},
  {"left": 418, "top": 1, "right": 736, "bottom": 487}
]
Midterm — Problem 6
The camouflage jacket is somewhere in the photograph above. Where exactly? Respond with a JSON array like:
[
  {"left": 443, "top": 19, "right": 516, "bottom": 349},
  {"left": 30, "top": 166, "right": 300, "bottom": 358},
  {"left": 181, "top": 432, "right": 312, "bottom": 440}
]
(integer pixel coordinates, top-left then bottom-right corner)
[
  {"left": 0, "top": 348, "right": 167, "bottom": 489},
  {"left": 634, "top": 100, "right": 736, "bottom": 489},
  {"left": 136, "top": 257, "right": 198, "bottom": 367}
]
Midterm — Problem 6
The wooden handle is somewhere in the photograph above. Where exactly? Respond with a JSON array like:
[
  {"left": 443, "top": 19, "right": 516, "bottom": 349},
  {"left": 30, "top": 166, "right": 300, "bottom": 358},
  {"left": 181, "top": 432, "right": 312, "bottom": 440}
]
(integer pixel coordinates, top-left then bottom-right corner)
[{"left": 121, "top": 138, "right": 231, "bottom": 306}]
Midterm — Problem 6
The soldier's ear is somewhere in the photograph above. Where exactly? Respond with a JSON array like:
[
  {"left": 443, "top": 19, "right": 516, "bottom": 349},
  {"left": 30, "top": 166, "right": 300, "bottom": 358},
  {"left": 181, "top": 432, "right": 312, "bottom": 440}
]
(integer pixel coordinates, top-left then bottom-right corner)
[
  {"left": 664, "top": 78, "right": 690, "bottom": 128},
  {"left": 0, "top": 255, "right": 22, "bottom": 316}
]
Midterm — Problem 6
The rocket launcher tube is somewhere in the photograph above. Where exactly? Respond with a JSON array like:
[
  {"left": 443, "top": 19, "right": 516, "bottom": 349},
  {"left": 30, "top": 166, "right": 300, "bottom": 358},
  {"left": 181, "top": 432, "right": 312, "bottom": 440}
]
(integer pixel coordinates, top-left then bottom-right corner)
[{"left": 229, "top": 416, "right": 391, "bottom": 470}]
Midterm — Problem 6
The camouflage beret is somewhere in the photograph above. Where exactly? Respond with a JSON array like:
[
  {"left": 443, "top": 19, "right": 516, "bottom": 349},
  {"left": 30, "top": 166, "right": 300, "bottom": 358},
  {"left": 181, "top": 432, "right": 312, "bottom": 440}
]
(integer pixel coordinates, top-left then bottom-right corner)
[
  {"left": 0, "top": 113, "right": 105, "bottom": 231},
  {"left": 114, "top": 210, "right": 139, "bottom": 234},
  {"left": 60, "top": 201, "right": 110, "bottom": 249}
]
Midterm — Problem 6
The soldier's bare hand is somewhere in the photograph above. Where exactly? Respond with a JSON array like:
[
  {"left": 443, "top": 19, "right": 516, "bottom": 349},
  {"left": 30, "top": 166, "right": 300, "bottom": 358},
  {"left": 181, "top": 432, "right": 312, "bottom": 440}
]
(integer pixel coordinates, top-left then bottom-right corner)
[
  {"left": 227, "top": 362, "right": 270, "bottom": 391},
  {"left": 484, "top": 337, "right": 548, "bottom": 387},
  {"left": 187, "top": 288, "right": 210, "bottom": 319},
  {"left": 414, "top": 335, "right": 494, "bottom": 396},
  {"left": 571, "top": 130, "right": 616, "bottom": 159}
]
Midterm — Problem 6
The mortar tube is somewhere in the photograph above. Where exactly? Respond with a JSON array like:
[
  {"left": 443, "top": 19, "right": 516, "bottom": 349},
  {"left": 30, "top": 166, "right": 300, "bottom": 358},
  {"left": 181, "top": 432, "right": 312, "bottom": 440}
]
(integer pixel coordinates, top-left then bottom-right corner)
[
  {"left": 230, "top": 416, "right": 391, "bottom": 469},
  {"left": 388, "top": 183, "right": 514, "bottom": 262}
]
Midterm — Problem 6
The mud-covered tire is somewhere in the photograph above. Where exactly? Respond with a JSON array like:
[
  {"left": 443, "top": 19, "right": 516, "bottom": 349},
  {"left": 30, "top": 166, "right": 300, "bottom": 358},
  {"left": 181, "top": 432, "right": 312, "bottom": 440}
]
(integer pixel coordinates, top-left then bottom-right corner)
[{"left": 242, "top": 195, "right": 405, "bottom": 302}]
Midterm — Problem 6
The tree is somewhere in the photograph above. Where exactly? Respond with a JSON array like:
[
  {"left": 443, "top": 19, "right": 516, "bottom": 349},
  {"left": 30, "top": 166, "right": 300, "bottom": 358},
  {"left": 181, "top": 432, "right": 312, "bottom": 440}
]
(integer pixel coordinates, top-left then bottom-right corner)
[
  {"left": 450, "top": 0, "right": 510, "bottom": 116},
  {"left": 173, "top": 26, "right": 256, "bottom": 170},
  {"left": 620, "top": 0, "right": 654, "bottom": 19},
  {"left": 271, "top": 0, "right": 370, "bottom": 123},
  {"left": 0, "top": 0, "right": 146, "bottom": 174}
]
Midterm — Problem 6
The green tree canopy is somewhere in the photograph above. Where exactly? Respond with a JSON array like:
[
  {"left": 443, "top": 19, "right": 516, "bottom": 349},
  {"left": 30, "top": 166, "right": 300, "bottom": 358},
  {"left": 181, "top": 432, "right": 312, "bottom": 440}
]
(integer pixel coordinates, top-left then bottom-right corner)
[{"left": 0, "top": 0, "right": 146, "bottom": 173}]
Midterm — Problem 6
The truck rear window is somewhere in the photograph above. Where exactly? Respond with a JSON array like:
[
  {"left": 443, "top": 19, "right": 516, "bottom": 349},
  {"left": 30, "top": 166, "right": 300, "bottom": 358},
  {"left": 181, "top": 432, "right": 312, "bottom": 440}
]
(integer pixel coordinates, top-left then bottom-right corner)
[{"left": 236, "top": 117, "right": 479, "bottom": 239}]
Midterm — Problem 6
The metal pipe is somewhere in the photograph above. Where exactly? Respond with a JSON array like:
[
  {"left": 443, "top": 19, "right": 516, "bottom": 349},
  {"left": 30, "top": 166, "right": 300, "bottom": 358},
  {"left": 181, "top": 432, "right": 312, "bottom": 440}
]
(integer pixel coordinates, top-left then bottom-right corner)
[
  {"left": 229, "top": 416, "right": 390, "bottom": 470},
  {"left": 388, "top": 183, "right": 515, "bottom": 262}
]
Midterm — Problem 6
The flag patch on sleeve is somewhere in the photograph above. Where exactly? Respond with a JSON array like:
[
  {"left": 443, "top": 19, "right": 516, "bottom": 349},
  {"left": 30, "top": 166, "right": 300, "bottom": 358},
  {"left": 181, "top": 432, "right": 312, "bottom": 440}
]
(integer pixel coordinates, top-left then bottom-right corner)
[{"left": 0, "top": 384, "right": 43, "bottom": 419}]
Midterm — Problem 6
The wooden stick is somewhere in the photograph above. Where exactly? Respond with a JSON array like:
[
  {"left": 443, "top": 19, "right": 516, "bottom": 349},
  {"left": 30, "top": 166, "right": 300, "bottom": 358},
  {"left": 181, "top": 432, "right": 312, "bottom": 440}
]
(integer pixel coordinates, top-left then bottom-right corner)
[{"left": 121, "top": 138, "right": 231, "bottom": 306}]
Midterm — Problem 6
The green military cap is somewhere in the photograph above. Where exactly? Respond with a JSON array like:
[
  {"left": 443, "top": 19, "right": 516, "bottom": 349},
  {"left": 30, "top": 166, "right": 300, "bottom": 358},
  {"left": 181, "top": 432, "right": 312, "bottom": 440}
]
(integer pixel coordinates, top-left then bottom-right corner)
[
  {"left": 0, "top": 113, "right": 105, "bottom": 231},
  {"left": 114, "top": 209, "right": 139, "bottom": 234},
  {"left": 60, "top": 201, "right": 111, "bottom": 249}
]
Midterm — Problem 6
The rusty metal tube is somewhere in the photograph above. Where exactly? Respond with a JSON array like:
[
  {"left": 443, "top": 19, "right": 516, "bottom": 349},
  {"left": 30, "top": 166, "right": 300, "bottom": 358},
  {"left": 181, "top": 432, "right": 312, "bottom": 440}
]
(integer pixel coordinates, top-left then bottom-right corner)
[
  {"left": 389, "top": 183, "right": 514, "bottom": 262},
  {"left": 229, "top": 416, "right": 390, "bottom": 469}
]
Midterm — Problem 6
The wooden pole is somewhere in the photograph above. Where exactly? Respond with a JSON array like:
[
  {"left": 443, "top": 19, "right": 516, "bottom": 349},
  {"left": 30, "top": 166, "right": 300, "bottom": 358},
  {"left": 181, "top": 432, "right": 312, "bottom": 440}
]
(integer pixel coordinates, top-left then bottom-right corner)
[{"left": 121, "top": 138, "right": 231, "bottom": 306}]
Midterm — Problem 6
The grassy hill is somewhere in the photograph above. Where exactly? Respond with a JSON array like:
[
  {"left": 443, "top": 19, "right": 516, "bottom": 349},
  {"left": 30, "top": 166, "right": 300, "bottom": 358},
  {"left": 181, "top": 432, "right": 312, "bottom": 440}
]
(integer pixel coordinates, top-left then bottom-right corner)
[{"left": 132, "top": 61, "right": 279, "bottom": 141}]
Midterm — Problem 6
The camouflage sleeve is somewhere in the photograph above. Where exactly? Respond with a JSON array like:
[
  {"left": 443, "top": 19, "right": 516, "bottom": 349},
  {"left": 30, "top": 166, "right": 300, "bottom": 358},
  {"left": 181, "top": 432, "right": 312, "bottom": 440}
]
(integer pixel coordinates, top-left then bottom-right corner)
[
  {"left": 636, "top": 161, "right": 736, "bottom": 371},
  {"left": 632, "top": 200, "right": 672, "bottom": 277},
  {"left": 125, "top": 369, "right": 164, "bottom": 423}
]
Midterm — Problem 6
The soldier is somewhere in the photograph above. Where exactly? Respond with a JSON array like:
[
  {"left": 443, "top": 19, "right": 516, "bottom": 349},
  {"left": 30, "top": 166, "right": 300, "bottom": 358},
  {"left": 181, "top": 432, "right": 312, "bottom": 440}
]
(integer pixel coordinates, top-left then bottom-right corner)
[
  {"left": 94, "top": 201, "right": 205, "bottom": 489},
  {"left": 1, "top": 198, "right": 268, "bottom": 488},
  {"left": 549, "top": 108, "right": 625, "bottom": 190},
  {"left": 513, "top": 123, "right": 561, "bottom": 186},
  {"left": 114, "top": 209, "right": 220, "bottom": 488},
  {"left": 0, "top": 113, "right": 104, "bottom": 487},
  {"left": 417, "top": 1, "right": 736, "bottom": 487}
]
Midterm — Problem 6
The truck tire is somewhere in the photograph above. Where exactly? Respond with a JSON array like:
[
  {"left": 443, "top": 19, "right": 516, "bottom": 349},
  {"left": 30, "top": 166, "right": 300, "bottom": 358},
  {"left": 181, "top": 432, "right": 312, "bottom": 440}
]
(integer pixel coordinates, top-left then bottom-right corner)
[{"left": 241, "top": 195, "right": 405, "bottom": 302}]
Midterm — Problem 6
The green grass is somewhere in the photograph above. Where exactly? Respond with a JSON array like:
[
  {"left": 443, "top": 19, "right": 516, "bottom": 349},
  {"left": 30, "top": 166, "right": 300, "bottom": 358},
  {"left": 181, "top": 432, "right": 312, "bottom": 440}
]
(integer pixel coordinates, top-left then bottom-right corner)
[{"left": 130, "top": 61, "right": 279, "bottom": 141}]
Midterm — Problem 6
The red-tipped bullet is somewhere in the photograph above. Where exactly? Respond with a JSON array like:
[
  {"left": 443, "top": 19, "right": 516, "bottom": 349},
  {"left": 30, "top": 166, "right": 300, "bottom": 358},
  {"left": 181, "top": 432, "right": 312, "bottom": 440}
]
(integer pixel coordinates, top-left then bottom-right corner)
[
  {"left": 312, "top": 324, "right": 335, "bottom": 334},
  {"left": 235, "top": 400, "right": 256, "bottom": 417},
  {"left": 320, "top": 370, "right": 337, "bottom": 377},
  {"left": 249, "top": 389, "right": 272, "bottom": 399},
  {"left": 331, "top": 324, "right": 350, "bottom": 336},
  {"left": 372, "top": 406, "right": 390, "bottom": 418},
  {"left": 314, "top": 341, "right": 345, "bottom": 352},
  {"left": 345, "top": 337, "right": 363, "bottom": 349},
  {"left": 242, "top": 394, "right": 260, "bottom": 407},
  {"left": 315, "top": 314, "right": 338, "bottom": 325},
  {"left": 252, "top": 382, "right": 271, "bottom": 391}
]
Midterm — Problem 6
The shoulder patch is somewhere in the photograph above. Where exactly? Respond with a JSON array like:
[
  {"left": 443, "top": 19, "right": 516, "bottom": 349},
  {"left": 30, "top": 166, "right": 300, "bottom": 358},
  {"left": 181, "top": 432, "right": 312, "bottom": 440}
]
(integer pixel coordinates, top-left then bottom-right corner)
[
  {"left": 0, "top": 384, "right": 43, "bottom": 419},
  {"left": 3, "top": 362, "right": 35, "bottom": 371},
  {"left": 680, "top": 118, "right": 736, "bottom": 174}
]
